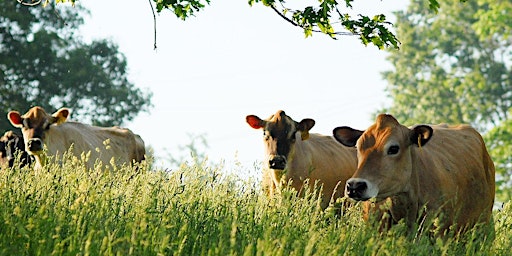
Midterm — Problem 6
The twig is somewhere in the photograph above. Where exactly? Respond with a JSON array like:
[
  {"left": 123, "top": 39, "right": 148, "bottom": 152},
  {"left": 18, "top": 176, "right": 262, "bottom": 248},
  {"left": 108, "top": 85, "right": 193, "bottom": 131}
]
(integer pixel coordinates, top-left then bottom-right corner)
[{"left": 148, "top": 0, "right": 157, "bottom": 50}]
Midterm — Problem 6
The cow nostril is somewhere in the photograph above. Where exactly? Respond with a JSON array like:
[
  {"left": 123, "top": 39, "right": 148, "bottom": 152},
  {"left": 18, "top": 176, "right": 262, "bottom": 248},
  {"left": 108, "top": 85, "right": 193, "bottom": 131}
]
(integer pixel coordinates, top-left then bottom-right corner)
[{"left": 348, "top": 180, "right": 367, "bottom": 191}]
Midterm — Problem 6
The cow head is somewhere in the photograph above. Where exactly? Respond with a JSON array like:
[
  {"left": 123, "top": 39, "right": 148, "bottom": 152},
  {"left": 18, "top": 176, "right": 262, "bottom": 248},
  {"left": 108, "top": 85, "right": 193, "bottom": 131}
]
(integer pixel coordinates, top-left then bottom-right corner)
[
  {"left": 246, "top": 110, "right": 315, "bottom": 170},
  {"left": 7, "top": 106, "right": 70, "bottom": 156},
  {"left": 333, "top": 114, "right": 433, "bottom": 201}
]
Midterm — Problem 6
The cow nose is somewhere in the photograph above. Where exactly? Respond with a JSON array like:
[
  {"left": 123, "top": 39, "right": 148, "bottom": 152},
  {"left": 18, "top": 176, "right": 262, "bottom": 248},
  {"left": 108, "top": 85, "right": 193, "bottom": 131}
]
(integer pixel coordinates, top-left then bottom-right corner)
[
  {"left": 345, "top": 179, "right": 368, "bottom": 200},
  {"left": 27, "top": 139, "right": 43, "bottom": 152},
  {"left": 268, "top": 155, "right": 286, "bottom": 170}
]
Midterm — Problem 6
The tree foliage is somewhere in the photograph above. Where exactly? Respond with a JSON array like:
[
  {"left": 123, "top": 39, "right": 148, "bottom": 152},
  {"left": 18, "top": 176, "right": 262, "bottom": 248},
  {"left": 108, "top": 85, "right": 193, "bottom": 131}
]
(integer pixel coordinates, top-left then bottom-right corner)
[
  {"left": 381, "top": 0, "right": 511, "bottom": 200},
  {"left": 26, "top": 0, "right": 475, "bottom": 50},
  {"left": 153, "top": 0, "right": 401, "bottom": 49},
  {"left": 0, "top": 1, "right": 152, "bottom": 133},
  {"left": 382, "top": 0, "right": 511, "bottom": 128},
  {"left": 149, "top": 0, "right": 469, "bottom": 49}
]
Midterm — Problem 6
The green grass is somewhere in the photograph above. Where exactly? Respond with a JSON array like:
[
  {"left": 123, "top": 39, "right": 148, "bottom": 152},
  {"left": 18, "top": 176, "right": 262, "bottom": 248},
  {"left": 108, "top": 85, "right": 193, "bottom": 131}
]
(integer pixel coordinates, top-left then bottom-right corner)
[{"left": 0, "top": 154, "right": 510, "bottom": 255}]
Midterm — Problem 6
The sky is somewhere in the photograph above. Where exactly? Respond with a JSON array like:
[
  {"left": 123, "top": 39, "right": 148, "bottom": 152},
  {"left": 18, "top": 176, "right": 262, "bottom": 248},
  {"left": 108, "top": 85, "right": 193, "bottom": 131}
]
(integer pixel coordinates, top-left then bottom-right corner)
[{"left": 76, "top": 0, "right": 406, "bottom": 170}]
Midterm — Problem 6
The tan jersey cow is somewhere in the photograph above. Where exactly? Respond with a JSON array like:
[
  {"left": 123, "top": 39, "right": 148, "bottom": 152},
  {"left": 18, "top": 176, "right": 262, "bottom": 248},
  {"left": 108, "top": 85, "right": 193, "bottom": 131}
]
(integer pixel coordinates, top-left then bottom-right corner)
[
  {"left": 333, "top": 114, "right": 495, "bottom": 234},
  {"left": 247, "top": 110, "right": 357, "bottom": 209},
  {"left": 7, "top": 106, "right": 146, "bottom": 170}
]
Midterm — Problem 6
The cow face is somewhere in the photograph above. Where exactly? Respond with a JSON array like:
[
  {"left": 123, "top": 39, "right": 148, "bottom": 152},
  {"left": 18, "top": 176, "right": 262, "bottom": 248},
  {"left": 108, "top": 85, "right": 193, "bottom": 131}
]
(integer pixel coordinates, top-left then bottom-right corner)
[
  {"left": 7, "top": 106, "right": 70, "bottom": 156},
  {"left": 246, "top": 110, "right": 315, "bottom": 170},
  {"left": 333, "top": 114, "right": 433, "bottom": 201}
]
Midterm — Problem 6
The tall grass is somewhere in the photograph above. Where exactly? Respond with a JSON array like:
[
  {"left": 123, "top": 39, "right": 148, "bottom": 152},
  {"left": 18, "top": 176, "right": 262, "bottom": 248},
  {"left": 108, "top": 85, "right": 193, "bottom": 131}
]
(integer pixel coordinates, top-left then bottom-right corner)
[{"left": 0, "top": 153, "right": 510, "bottom": 255}]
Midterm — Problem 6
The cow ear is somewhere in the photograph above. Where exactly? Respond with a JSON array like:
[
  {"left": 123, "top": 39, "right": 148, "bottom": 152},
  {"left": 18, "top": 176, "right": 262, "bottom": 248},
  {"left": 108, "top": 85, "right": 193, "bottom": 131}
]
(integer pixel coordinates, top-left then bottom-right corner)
[
  {"left": 52, "top": 108, "right": 70, "bottom": 125},
  {"left": 298, "top": 118, "right": 315, "bottom": 140},
  {"left": 246, "top": 115, "right": 265, "bottom": 129},
  {"left": 7, "top": 111, "right": 23, "bottom": 128},
  {"left": 333, "top": 126, "right": 364, "bottom": 147},
  {"left": 411, "top": 125, "right": 433, "bottom": 147}
]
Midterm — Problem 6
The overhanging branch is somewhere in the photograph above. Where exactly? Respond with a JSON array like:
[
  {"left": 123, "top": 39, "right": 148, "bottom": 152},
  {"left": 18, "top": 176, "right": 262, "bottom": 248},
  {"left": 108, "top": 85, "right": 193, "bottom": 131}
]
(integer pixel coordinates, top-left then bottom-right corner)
[{"left": 269, "top": 4, "right": 356, "bottom": 38}]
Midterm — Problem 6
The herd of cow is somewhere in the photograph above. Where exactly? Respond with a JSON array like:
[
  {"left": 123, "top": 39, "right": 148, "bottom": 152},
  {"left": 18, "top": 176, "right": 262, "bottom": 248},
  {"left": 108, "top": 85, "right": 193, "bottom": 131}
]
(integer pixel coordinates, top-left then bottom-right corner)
[{"left": 1, "top": 106, "right": 496, "bottom": 236}]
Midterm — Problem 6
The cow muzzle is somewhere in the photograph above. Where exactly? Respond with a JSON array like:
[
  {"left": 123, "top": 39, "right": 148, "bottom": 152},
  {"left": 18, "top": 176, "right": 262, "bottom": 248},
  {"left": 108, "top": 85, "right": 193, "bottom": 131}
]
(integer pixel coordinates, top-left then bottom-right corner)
[
  {"left": 26, "top": 138, "right": 44, "bottom": 153},
  {"left": 345, "top": 178, "right": 372, "bottom": 201},
  {"left": 268, "top": 155, "right": 286, "bottom": 170}
]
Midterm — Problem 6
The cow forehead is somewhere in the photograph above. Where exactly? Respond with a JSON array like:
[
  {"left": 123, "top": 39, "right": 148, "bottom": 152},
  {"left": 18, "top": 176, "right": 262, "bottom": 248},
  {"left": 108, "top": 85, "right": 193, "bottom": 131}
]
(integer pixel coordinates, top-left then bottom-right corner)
[
  {"left": 264, "top": 111, "right": 296, "bottom": 136},
  {"left": 358, "top": 114, "right": 405, "bottom": 151},
  {"left": 22, "top": 107, "right": 51, "bottom": 126}
]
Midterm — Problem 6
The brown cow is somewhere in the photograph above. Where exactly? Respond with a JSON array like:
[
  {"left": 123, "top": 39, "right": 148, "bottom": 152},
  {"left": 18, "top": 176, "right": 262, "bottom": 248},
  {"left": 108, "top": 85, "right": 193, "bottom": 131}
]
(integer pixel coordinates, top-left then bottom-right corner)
[
  {"left": 7, "top": 106, "right": 146, "bottom": 170},
  {"left": 333, "top": 114, "right": 495, "bottom": 234},
  {"left": 246, "top": 110, "right": 357, "bottom": 209}
]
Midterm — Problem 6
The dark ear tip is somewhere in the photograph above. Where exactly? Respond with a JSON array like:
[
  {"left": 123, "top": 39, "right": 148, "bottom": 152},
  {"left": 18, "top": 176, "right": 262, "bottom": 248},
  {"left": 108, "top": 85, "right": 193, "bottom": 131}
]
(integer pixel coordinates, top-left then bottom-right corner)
[
  {"left": 332, "top": 126, "right": 362, "bottom": 147},
  {"left": 412, "top": 125, "right": 434, "bottom": 146}
]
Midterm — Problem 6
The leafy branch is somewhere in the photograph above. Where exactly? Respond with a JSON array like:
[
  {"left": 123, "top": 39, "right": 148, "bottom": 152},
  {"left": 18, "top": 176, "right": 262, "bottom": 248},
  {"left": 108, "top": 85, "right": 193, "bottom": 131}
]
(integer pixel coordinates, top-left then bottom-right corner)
[{"left": 26, "top": 0, "right": 466, "bottom": 50}]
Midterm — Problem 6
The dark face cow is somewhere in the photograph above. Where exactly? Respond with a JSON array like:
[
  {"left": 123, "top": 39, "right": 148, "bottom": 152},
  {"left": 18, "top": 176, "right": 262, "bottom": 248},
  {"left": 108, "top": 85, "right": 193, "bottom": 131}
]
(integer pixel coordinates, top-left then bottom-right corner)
[
  {"left": 0, "top": 131, "right": 32, "bottom": 168},
  {"left": 247, "top": 110, "right": 357, "bottom": 209},
  {"left": 8, "top": 106, "right": 146, "bottom": 170},
  {"left": 333, "top": 114, "right": 495, "bottom": 234}
]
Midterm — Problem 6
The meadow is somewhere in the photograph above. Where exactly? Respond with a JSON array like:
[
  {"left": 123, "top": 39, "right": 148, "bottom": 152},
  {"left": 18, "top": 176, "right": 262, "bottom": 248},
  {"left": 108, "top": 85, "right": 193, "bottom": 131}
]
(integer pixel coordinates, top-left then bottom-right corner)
[{"left": 0, "top": 153, "right": 511, "bottom": 255}]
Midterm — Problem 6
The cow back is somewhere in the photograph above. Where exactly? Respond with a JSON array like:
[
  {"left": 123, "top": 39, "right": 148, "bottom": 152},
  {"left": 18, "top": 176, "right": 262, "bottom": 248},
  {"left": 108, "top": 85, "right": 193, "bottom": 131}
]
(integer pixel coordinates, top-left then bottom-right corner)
[{"left": 45, "top": 122, "right": 145, "bottom": 169}]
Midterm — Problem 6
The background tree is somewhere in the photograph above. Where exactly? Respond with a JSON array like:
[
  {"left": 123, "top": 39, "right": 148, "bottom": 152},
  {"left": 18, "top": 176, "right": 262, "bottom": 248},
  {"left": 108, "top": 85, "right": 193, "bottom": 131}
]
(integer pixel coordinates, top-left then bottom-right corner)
[
  {"left": 0, "top": 1, "right": 152, "bottom": 133},
  {"left": 380, "top": 0, "right": 511, "bottom": 201}
]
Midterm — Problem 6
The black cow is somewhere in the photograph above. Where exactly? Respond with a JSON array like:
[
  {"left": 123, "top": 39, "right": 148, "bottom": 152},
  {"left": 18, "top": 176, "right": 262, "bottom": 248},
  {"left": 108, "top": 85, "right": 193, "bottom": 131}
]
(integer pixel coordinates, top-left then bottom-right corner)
[{"left": 0, "top": 131, "right": 32, "bottom": 168}]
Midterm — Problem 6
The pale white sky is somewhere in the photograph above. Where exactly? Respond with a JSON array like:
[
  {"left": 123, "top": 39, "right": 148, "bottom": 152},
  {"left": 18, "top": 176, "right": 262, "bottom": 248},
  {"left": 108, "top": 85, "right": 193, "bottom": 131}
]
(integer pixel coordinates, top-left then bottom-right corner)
[{"left": 77, "top": 0, "right": 406, "bottom": 170}]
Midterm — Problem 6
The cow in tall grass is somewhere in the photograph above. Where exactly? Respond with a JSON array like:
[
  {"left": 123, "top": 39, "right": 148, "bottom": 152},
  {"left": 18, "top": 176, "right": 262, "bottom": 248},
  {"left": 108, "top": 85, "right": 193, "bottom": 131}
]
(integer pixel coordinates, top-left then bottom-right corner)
[
  {"left": 8, "top": 106, "right": 146, "bottom": 170},
  {"left": 0, "top": 131, "right": 33, "bottom": 168},
  {"left": 247, "top": 110, "right": 357, "bottom": 209},
  {"left": 333, "top": 114, "right": 495, "bottom": 234}
]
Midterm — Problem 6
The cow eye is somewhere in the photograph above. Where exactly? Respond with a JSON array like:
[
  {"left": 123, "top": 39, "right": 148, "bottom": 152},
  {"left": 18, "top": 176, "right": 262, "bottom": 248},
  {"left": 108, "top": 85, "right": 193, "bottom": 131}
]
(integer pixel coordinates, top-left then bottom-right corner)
[
  {"left": 387, "top": 145, "right": 400, "bottom": 155},
  {"left": 23, "top": 119, "right": 31, "bottom": 129},
  {"left": 43, "top": 120, "right": 51, "bottom": 130}
]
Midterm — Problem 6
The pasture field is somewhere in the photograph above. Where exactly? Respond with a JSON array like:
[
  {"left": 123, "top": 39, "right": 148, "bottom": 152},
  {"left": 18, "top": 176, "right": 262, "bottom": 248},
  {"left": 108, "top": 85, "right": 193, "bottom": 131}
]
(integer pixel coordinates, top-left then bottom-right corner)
[{"left": 0, "top": 154, "right": 511, "bottom": 255}]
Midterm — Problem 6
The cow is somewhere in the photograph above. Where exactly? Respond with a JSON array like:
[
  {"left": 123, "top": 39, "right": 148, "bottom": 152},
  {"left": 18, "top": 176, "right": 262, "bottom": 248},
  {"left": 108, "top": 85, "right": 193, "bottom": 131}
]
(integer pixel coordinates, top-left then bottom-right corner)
[
  {"left": 246, "top": 110, "right": 357, "bottom": 209},
  {"left": 0, "top": 131, "right": 33, "bottom": 168},
  {"left": 7, "top": 106, "right": 146, "bottom": 170},
  {"left": 333, "top": 114, "right": 495, "bottom": 235}
]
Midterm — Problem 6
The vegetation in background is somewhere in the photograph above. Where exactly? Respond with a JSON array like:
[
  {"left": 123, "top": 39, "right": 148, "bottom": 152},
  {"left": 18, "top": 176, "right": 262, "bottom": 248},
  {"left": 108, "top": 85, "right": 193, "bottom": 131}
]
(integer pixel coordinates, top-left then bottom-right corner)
[
  {"left": 0, "top": 155, "right": 509, "bottom": 255},
  {"left": 0, "top": 1, "right": 152, "bottom": 132},
  {"left": 381, "top": 0, "right": 511, "bottom": 201}
]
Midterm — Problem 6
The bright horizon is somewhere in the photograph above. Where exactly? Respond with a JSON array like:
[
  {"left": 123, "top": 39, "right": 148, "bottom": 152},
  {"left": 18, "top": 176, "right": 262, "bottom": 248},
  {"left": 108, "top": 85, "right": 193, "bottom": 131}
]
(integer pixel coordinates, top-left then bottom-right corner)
[{"left": 77, "top": 0, "right": 405, "bottom": 169}]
